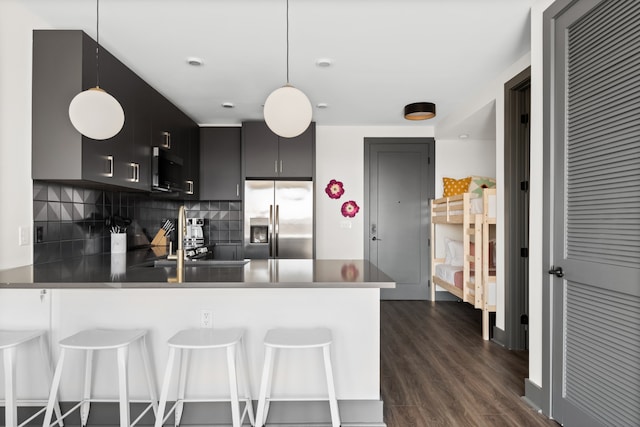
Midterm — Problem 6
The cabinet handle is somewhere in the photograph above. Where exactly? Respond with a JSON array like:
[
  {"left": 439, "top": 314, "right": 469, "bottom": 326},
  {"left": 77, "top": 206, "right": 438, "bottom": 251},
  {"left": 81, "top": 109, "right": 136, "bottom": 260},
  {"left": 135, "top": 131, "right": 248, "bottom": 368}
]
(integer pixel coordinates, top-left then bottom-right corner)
[
  {"left": 106, "top": 155, "right": 113, "bottom": 178},
  {"left": 280, "top": 160, "right": 283, "bottom": 173},
  {"left": 132, "top": 163, "right": 140, "bottom": 183},
  {"left": 236, "top": 184, "right": 239, "bottom": 197},
  {"left": 185, "top": 180, "right": 194, "bottom": 195},
  {"left": 275, "top": 160, "right": 278, "bottom": 174},
  {"left": 162, "top": 131, "right": 171, "bottom": 149}
]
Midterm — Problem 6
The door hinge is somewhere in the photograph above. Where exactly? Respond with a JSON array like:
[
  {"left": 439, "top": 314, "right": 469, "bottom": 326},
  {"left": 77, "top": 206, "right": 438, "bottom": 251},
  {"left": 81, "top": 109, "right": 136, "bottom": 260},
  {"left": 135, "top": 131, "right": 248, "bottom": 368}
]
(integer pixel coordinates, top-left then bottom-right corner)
[
  {"left": 520, "top": 181, "right": 529, "bottom": 191},
  {"left": 521, "top": 248, "right": 528, "bottom": 257},
  {"left": 428, "top": 238, "right": 431, "bottom": 247},
  {"left": 428, "top": 157, "right": 431, "bottom": 165},
  {"left": 520, "top": 314, "right": 528, "bottom": 325},
  {"left": 520, "top": 113, "right": 529, "bottom": 124}
]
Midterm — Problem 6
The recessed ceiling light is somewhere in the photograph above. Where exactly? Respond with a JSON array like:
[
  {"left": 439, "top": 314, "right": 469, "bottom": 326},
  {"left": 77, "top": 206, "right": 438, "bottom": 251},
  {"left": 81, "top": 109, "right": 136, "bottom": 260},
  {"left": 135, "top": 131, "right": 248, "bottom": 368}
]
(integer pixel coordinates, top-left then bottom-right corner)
[
  {"left": 186, "top": 57, "right": 204, "bottom": 66},
  {"left": 222, "top": 102, "right": 235, "bottom": 109},
  {"left": 316, "top": 103, "right": 328, "bottom": 109},
  {"left": 315, "top": 58, "right": 332, "bottom": 67},
  {"left": 459, "top": 133, "right": 469, "bottom": 139}
]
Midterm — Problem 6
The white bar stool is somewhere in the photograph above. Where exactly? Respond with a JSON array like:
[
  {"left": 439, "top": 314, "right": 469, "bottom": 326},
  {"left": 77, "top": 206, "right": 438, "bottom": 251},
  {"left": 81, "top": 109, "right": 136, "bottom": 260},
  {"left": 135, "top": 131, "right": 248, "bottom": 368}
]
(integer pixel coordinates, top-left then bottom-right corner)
[
  {"left": 154, "top": 328, "right": 254, "bottom": 427},
  {"left": 255, "top": 328, "right": 340, "bottom": 427},
  {"left": 43, "top": 329, "right": 159, "bottom": 427},
  {"left": 0, "top": 330, "right": 62, "bottom": 427}
]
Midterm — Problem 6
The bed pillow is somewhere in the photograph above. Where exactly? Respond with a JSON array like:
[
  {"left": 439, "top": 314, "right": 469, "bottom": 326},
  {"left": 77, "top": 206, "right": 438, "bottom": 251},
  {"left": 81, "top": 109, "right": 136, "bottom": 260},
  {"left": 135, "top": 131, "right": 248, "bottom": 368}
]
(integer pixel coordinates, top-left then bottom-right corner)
[
  {"left": 468, "top": 176, "right": 496, "bottom": 198},
  {"left": 443, "top": 177, "right": 472, "bottom": 197},
  {"left": 444, "top": 238, "right": 465, "bottom": 267}
]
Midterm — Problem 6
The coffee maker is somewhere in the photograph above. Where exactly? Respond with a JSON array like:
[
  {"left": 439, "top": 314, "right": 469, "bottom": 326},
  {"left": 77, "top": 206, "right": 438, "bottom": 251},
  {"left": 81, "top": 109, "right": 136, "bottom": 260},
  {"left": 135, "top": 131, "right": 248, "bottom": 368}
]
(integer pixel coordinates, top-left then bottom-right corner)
[{"left": 184, "top": 218, "right": 206, "bottom": 257}]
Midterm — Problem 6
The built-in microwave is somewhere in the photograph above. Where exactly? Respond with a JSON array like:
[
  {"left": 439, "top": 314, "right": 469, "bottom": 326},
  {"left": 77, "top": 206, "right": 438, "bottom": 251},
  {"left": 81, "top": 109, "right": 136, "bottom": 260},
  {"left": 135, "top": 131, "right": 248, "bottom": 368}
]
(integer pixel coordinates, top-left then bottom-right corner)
[{"left": 152, "top": 146, "right": 184, "bottom": 192}]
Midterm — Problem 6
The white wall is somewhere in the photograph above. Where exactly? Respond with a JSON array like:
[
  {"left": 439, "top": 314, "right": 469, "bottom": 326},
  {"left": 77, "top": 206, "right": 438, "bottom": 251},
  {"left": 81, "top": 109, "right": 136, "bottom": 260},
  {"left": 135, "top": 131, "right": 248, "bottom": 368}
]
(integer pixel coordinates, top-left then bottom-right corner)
[
  {"left": 0, "top": 1, "right": 49, "bottom": 270},
  {"left": 314, "top": 125, "right": 435, "bottom": 260}
]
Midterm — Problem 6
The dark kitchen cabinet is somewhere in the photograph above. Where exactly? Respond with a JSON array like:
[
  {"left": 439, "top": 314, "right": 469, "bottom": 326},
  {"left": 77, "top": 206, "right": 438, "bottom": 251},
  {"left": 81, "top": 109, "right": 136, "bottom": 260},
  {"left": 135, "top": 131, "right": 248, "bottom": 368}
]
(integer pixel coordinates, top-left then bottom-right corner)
[
  {"left": 200, "top": 127, "right": 242, "bottom": 201},
  {"left": 32, "top": 30, "right": 197, "bottom": 194},
  {"left": 182, "top": 126, "right": 200, "bottom": 200},
  {"left": 242, "top": 121, "right": 315, "bottom": 179}
]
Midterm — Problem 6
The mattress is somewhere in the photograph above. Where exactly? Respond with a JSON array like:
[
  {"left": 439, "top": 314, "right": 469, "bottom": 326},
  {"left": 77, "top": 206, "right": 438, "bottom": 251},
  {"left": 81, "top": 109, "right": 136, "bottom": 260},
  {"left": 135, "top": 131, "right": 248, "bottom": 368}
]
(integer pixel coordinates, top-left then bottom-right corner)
[
  {"left": 434, "top": 263, "right": 496, "bottom": 305},
  {"left": 432, "top": 193, "right": 497, "bottom": 218}
]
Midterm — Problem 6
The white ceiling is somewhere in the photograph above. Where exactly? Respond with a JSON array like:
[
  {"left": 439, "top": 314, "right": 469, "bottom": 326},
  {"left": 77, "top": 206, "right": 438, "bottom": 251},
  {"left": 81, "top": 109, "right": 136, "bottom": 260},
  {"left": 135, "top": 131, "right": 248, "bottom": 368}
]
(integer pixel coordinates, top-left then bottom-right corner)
[{"left": 22, "top": 0, "right": 532, "bottom": 131}]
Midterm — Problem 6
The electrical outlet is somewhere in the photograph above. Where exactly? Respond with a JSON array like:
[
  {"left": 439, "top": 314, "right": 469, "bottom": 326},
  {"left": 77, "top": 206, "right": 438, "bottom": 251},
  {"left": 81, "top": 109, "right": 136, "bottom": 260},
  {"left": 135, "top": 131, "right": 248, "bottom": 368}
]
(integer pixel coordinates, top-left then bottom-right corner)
[
  {"left": 19, "top": 226, "right": 30, "bottom": 246},
  {"left": 200, "top": 310, "right": 213, "bottom": 328}
]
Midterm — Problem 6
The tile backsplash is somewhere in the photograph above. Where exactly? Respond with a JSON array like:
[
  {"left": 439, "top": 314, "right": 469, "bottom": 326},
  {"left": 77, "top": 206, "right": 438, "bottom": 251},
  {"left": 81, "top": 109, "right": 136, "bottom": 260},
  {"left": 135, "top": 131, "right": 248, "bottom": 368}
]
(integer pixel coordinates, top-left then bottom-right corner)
[{"left": 33, "top": 181, "right": 242, "bottom": 264}]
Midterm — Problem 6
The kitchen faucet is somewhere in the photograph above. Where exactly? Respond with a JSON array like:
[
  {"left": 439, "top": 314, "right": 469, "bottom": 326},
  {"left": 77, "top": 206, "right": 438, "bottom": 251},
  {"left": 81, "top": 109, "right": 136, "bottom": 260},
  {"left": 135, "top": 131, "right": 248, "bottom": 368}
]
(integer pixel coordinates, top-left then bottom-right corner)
[{"left": 167, "top": 205, "right": 186, "bottom": 282}]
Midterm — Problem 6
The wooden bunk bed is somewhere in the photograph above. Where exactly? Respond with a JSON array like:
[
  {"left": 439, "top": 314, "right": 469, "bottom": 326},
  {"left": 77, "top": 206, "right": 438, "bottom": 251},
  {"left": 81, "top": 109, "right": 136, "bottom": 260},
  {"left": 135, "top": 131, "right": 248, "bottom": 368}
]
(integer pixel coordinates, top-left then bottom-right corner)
[{"left": 430, "top": 188, "right": 497, "bottom": 340}]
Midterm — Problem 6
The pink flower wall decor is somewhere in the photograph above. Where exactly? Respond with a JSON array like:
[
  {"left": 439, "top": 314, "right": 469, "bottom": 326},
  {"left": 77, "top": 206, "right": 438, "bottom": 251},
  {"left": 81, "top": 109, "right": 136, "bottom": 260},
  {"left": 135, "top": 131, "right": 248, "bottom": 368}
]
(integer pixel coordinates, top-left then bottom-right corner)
[
  {"left": 341, "top": 200, "right": 360, "bottom": 218},
  {"left": 325, "top": 179, "right": 345, "bottom": 199}
]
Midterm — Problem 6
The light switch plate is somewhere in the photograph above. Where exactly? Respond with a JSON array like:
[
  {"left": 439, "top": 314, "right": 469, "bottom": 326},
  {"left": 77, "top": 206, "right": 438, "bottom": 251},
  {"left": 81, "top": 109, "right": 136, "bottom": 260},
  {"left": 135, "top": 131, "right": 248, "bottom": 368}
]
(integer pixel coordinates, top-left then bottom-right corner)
[
  {"left": 340, "top": 221, "right": 352, "bottom": 229},
  {"left": 19, "top": 226, "right": 30, "bottom": 246}
]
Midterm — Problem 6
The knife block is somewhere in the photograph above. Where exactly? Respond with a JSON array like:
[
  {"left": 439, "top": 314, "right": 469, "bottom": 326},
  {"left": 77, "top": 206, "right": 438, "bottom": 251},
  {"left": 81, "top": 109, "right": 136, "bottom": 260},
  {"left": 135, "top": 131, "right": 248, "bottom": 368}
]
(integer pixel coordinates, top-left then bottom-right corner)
[{"left": 151, "top": 229, "right": 168, "bottom": 247}]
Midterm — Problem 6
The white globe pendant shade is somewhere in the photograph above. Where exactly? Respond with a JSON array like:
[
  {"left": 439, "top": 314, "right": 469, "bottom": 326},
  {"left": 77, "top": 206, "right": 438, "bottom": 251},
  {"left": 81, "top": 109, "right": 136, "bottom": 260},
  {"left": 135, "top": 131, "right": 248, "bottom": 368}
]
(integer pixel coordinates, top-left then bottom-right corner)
[
  {"left": 69, "top": 87, "right": 125, "bottom": 140},
  {"left": 263, "top": 84, "right": 312, "bottom": 138}
]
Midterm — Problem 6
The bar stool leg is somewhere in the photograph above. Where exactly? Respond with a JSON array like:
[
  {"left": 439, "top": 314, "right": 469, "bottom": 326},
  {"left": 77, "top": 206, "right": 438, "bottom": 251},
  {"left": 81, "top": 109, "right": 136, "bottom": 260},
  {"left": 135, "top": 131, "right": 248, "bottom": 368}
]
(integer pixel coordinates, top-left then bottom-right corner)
[
  {"left": 322, "top": 345, "right": 341, "bottom": 427},
  {"left": 44, "top": 348, "right": 66, "bottom": 427},
  {"left": 80, "top": 350, "right": 93, "bottom": 426},
  {"left": 3, "top": 346, "right": 17, "bottom": 427},
  {"left": 238, "top": 338, "right": 255, "bottom": 426},
  {"left": 116, "top": 346, "right": 130, "bottom": 427},
  {"left": 255, "top": 346, "right": 275, "bottom": 427},
  {"left": 225, "top": 344, "right": 241, "bottom": 427},
  {"left": 140, "top": 336, "right": 159, "bottom": 417},
  {"left": 38, "top": 335, "right": 64, "bottom": 427},
  {"left": 175, "top": 348, "right": 189, "bottom": 427},
  {"left": 155, "top": 347, "right": 176, "bottom": 427}
]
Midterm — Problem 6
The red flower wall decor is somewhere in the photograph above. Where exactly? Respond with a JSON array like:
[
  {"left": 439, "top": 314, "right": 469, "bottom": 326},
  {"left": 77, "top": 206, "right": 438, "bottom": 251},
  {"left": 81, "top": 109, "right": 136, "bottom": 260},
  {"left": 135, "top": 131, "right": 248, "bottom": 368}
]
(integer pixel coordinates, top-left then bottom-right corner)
[
  {"left": 341, "top": 200, "right": 360, "bottom": 218},
  {"left": 325, "top": 179, "right": 345, "bottom": 199}
]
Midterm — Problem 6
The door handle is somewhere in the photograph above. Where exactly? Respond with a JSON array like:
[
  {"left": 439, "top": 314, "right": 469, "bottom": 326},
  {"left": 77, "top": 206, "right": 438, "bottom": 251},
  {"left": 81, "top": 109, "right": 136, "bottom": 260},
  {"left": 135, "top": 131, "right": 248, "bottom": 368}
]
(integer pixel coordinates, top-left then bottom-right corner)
[
  {"left": 548, "top": 266, "right": 564, "bottom": 278},
  {"left": 372, "top": 236, "right": 382, "bottom": 241}
]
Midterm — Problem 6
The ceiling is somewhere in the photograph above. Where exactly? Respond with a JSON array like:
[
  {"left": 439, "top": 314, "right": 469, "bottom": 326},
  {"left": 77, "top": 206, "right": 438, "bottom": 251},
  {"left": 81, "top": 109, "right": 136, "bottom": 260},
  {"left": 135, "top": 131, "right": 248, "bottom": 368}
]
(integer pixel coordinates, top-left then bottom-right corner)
[{"left": 22, "top": 0, "right": 533, "bottom": 131}]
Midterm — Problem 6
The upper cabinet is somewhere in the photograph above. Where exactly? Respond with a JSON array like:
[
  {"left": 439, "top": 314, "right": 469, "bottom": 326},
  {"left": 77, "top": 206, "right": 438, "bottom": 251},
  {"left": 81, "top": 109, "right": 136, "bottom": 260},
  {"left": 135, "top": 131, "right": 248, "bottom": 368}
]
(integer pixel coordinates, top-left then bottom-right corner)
[
  {"left": 200, "top": 127, "right": 242, "bottom": 201},
  {"left": 32, "top": 30, "right": 198, "bottom": 194},
  {"left": 242, "top": 121, "right": 315, "bottom": 179}
]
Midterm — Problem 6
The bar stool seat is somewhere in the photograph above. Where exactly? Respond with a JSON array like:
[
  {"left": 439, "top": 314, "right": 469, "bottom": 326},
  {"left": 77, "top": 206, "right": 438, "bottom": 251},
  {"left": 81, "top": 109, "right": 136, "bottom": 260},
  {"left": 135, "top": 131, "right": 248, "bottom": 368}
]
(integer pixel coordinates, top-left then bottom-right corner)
[
  {"left": 255, "top": 328, "right": 340, "bottom": 427},
  {"left": 154, "top": 328, "right": 254, "bottom": 427},
  {"left": 0, "top": 330, "right": 62, "bottom": 427},
  {"left": 43, "top": 329, "right": 159, "bottom": 427}
]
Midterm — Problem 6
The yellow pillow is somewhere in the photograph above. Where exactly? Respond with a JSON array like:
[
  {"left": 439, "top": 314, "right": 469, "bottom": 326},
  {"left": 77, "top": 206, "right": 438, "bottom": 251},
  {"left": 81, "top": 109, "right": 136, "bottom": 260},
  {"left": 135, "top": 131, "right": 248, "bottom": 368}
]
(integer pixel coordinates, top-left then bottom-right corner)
[{"left": 443, "top": 177, "right": 472, "bottom": 197}]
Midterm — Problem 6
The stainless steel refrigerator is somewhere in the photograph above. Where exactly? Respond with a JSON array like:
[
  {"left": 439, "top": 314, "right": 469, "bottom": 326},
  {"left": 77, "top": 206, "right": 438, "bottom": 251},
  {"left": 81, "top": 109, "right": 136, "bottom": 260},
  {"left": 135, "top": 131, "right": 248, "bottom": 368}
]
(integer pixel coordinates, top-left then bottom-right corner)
[{"left": 244, "top": 181, "right": 314, "bottom": 259}]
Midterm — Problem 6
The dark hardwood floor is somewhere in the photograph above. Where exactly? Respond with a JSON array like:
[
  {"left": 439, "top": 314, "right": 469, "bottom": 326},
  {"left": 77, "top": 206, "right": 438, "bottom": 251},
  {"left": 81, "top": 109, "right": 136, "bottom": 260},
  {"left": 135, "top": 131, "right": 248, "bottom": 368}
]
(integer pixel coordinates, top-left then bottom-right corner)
[{"left": 380, "top": 301, "right": 559, "bottom": 427}]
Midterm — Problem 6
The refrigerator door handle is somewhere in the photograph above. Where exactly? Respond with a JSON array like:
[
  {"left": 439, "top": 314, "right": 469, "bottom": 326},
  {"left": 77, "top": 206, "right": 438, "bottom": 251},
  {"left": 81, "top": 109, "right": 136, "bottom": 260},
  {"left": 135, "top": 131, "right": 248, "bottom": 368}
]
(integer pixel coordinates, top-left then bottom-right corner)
[
  {"left": 275, "top": 204, "right": 280, "bottom": 257},
  {"left": 269, "top": 204, "right": 274, "bottom": 257}
]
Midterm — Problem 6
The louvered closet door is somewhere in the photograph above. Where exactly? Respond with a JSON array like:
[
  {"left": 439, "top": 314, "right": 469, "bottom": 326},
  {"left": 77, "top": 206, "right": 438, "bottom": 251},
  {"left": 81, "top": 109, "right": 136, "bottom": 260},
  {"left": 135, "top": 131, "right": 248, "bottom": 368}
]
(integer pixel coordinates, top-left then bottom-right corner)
[{"left": 550, "top": 0, "right": 640, "bottom": 426}]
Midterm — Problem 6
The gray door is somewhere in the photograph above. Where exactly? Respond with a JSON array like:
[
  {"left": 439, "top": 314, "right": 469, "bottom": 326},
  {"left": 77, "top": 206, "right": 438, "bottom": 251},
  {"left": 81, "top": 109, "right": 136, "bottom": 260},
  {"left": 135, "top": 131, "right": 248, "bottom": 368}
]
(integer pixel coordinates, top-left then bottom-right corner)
[
  {"left": 546, "top": 0, "right": 640, "bottom": 425},
  {"left": 364, "top": 139, "right": 434, "bottom": 300}
]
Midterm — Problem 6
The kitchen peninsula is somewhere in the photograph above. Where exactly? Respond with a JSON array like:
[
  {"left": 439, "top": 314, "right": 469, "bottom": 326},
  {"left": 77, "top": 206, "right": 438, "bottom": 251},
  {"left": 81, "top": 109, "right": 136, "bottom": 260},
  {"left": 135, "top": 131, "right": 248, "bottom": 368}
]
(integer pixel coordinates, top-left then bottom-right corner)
[{"left": 0, "top": 258, "right": 393, "bottom": 426}]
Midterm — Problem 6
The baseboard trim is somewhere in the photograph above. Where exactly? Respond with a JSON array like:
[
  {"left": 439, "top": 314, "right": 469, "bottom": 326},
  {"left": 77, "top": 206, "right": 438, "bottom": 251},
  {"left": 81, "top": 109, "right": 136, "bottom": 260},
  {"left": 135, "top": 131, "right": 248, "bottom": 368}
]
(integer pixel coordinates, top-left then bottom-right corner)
[
  {"left": 492, "top": 325, "right": 508, "bottom": 347},
  {"left": 5, "top": 399, "right": 386, "bottom": 426},
  {"left": 523, "top": 378, "right": 543, "bottom": 412}
]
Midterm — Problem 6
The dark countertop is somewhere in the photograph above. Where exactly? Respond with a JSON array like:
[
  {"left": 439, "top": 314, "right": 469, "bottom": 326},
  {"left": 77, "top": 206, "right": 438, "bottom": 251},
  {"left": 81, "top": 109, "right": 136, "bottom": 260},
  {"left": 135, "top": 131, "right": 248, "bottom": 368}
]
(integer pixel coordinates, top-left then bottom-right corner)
[{"left": 0, "top": 249, "right": 395, "bottom": 289}]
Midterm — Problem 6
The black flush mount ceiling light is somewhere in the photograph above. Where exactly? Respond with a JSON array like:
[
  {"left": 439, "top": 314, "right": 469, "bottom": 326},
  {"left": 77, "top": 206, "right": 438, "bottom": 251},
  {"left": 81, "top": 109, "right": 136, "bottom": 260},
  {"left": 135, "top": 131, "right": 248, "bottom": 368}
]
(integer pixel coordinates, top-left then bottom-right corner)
[{"left": 404, "top": 102, "right": 436, "bottom": 120}]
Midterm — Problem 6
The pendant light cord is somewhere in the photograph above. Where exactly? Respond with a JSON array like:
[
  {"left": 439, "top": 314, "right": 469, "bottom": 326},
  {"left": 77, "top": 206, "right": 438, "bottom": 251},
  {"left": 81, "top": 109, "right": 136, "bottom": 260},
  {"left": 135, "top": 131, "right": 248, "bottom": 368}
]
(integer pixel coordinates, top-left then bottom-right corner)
[
  {"left": 286, "top": 0, "right": 289, "bottom": 84},
  {"left": 95, "top": 0, "right": 100, "bottom": 88}
]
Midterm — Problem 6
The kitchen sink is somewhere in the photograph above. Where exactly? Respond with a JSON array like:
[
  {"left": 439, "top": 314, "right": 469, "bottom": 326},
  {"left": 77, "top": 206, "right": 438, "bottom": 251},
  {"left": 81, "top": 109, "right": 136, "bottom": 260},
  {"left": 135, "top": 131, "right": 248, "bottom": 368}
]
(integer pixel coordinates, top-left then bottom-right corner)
[{"left": 152, "top": 259, "right": 250, "bottom": 267}]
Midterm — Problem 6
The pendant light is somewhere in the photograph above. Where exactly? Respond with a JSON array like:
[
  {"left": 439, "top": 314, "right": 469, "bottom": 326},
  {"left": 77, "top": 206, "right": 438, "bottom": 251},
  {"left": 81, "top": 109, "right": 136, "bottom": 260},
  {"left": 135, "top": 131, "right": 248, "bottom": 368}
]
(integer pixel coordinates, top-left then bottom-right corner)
[
  {"left": 68, "top": 0, "right": 124, "bottom": 140},
  {"left": 263, "top": 0, "right": 312, "bottom": 138}
]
